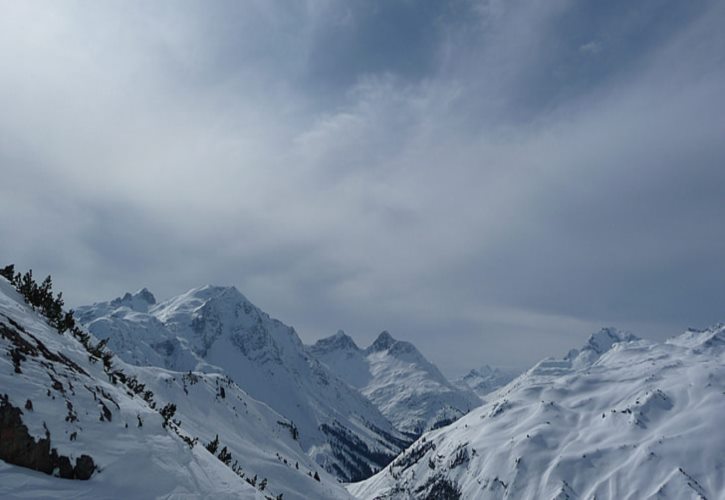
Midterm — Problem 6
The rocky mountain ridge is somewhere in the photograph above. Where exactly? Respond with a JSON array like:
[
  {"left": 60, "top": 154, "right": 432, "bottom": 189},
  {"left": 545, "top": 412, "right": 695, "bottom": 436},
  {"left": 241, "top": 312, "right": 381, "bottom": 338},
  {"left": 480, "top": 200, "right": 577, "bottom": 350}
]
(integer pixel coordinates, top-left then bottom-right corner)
[{"left": 310, "top": 329, "right": 481, "bottom": 436}]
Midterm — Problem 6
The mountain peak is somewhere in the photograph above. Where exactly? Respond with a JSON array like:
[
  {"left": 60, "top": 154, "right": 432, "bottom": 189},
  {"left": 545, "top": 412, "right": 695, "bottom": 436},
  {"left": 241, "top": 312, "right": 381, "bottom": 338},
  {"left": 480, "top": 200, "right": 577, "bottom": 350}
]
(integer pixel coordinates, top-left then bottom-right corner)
[
  {"left": 584, "top": 327, "right": 639, "bottom": 354},
  {"left": 667, "top": 323, "right": 725, "bottom": 350},
  {"left": 369, "top": 330, "right": 396, "bottom": 352},
  {"left": 463, "top": 366, "right": 493, "bottom": 381},
  {"left": 190, "top": 284, "right": 245, "bottom": 301},
  {"left": 168, "top": 285, "right": 253, "bottom": 315},
  {"left": 135, "top": 288, "right": 157, "bottom": 305},
  {"left": 310, "top": 330, "right": 360, "bottom": 353},
  {"left": 111, "top": 288, "right": 157, "bottom": 312},
  {"left": 332, "top": 330, "right": 359, "bottom": 348},
  {"left": 564, "top": 327, "right": 640, "bottom": 369},
  {"left": 457, "top": 365, "right": 518, "bottom": 398}
]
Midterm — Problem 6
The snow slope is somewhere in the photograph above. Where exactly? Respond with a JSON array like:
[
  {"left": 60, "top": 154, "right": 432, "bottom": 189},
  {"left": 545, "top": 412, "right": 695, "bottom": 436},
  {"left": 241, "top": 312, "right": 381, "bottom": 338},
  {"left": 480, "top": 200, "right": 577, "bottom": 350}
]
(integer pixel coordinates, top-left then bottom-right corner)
[
  {"left": 0, "top": 278, "right": 260, "bottom": 499},
  {"left": 349, "top": 327, "right": 725, "bottom": 500},
  {"left": 454, "top": 365, "right": 518, "bottom": 400},
  {"left": 77, "top": 286, "right": 409, "bottom": 482},
  {"left": 310, "top": 330, "right": 481, "bottom": 436},
  {"left": 124, "top": 366, "right": 351, "bottom": 500}
]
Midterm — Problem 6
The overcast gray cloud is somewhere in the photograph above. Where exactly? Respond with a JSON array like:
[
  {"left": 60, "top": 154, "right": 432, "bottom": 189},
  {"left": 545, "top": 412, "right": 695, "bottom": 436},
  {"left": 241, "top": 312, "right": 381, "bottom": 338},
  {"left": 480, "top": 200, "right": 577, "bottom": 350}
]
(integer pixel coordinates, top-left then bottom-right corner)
[{"left": 1, "top": 0, "right": 724, "bottom": 376}]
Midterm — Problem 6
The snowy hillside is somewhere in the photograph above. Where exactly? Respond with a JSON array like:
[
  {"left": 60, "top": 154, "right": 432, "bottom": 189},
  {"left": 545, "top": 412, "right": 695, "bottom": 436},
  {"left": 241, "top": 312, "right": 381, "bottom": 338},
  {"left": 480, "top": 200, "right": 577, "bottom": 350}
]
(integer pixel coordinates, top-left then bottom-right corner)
[
  {"left": 455, "top": 365, "right": 518, "bottom": 400},
  {"left": 310, "top": 330, "right": 481, "bottom": 436},
  {"left": 0, "top": 277, "right": 259, "bottom": 499},
  {"left": 76, "top": 286, "right": 409, "bottom": 482},
  {"left": 349, "top": 327, "right": 725, "bottom": 500},
  {"left": 0, "top": 275, "right": 352, "bottom": 499},
  {"left": 123, "top": 366, "right": 352, "bottom": 500}
]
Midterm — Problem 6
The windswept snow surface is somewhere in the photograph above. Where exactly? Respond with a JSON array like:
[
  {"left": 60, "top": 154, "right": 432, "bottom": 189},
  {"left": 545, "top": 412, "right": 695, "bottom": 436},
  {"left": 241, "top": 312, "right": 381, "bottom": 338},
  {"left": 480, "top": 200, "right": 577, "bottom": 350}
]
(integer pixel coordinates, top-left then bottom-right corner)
[
  {"left": 310, "top": 330, "right": 481, "bottom": 436},
  {"left": 77, "top": 286, "right": 408, "bottom": 482},
  {"left": 349, "top": 327, "right": 725, "bottom": 500}
]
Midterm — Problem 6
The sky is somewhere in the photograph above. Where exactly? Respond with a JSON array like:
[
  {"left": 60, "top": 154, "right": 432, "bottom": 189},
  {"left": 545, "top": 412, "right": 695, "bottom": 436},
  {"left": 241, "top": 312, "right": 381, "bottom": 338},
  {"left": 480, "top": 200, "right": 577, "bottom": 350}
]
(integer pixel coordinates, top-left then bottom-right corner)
[{"left": 1, "top": 0, "right": 724, "bottom": 376}]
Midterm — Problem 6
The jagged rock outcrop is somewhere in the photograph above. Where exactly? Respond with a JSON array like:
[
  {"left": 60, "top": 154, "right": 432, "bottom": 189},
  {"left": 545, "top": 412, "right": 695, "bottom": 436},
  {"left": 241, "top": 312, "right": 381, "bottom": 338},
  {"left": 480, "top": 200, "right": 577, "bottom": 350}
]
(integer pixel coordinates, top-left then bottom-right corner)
[{"left": 1, "top": 392, "right": 95, "bottom": 479}]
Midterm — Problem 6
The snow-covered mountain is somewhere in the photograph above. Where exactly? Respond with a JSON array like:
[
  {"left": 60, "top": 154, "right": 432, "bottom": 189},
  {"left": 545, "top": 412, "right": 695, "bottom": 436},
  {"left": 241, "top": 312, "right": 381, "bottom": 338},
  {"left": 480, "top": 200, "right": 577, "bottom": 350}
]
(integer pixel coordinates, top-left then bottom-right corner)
[
  {"left": 309, "top": 330, "right": 481, "bottom": 436},
  {"left": 454, "top": 365, "right": 518, "bottom": 400},
  {"left": 564, "top": 326, "right": 640, "bottom": 370},
  {"left": 349, "top": 327, "right": 725, "bottom": 499},
  {"left": 76, "top": 286, "right": 410, "bottom": 482},
  {"left": 74, "top": 289, "right": 205, "bottom": 372},
  {"left": 0, "top": 276, "right": 352, "bottom": 499}
]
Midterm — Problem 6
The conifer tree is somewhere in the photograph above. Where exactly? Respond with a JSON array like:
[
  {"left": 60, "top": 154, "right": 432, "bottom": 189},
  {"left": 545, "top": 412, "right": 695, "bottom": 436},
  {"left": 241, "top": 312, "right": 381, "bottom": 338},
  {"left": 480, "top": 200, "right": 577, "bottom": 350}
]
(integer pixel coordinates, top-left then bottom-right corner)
[
  {"left": 38, "top": 275, "right": 53, "bottom": 311},
  {"left": 0, "top": 264, "right": 14, "bottom": 281},
  {"left": 206, "top": 434, "right": 220, "bottom": 455},
  {"left": 18, "top": 269, "right": 35, "bottom": 303},
  {"left": 59, "top": 310, "right": 76, "bottom": 333},
  {"left": 218, "top": 446, "right": 232, "bottom": 465},
  {"left": 160, "top": 403, "right": 177, "bottom": 428}
]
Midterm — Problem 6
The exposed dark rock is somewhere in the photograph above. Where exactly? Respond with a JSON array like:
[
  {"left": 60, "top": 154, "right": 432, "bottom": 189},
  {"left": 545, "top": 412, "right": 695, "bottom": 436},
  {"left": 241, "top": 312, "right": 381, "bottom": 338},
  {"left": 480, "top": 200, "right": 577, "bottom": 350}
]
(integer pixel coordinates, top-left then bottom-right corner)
[
  {"left": 0, "top": 395, "right": 53, "bottom": 474},
  {"left": 1, "top": 318, "right": 88, "bottom": 376},
  {"left": 100, "top": 401, "right": 112, "bottom": 422},
  {"left": 449, "top": 444, "right": 469, "bottom": 468},
  {"left": 56, "top": 454, "right": 74, "bottom": 478},
  {"left": 0, "top": 395, "right": 95, "bottom": 480},
  {"left": 74, "top": 454, "right": 96, "bottom": 480}
]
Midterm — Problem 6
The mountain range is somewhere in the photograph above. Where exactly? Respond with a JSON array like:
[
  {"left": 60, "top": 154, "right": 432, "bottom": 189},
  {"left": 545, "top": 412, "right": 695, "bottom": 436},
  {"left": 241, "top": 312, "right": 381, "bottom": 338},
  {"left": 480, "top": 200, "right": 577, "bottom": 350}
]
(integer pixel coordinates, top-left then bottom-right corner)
[
  {"left": 350, "top": 327, "right": 725, "bottom": 499},
  {"left": 310, "top": 330, "right": 480, "bottom": 436},
  {"left": 0, "top": 277, "right": 351, "bottom": 499},
  {"left": 2, "top": 273, "right": 723, "bottom": 499},
  {"left": 75, "top": 285, "right": 412, "bottom": 482}
]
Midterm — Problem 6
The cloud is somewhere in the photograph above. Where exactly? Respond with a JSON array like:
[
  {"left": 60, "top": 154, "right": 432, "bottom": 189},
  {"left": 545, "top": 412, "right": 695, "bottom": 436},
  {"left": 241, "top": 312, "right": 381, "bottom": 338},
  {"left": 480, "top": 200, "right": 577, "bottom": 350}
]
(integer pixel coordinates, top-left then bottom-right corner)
[
  {"left": 579, "top": 41, "right": 602, "bottom": 54},
  {"left": 1, "top": 0, "right": 724, "bottom": 374}
]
